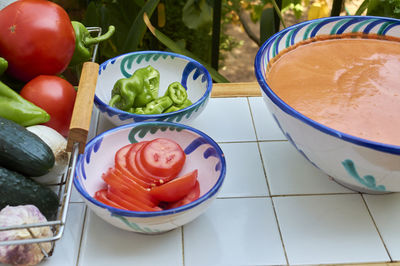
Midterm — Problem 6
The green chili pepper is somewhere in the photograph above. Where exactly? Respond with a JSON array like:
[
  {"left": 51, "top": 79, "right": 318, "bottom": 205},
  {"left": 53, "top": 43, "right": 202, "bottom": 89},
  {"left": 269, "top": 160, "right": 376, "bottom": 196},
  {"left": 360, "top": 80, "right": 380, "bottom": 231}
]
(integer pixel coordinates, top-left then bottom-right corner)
[
  {"left": 69, "top": 21, "right": 116, "bottom": 66},
  {"left": 141, "top": 96, "right": 173, "bottom": 114},
  {"left": 0, "top": 81, "right": 50, "bottom": 126},
  {"left": 0, "top": 57, "right": 7, "bottom": 76},
  {"left": 109, "top": 65, "right": 160, "bottom": 111},
  {"left": 164, "top": 81, "right": 187, "bottom": 105},
  {"left": 164, "top": 98, "right": 193, "bottom": 113}
]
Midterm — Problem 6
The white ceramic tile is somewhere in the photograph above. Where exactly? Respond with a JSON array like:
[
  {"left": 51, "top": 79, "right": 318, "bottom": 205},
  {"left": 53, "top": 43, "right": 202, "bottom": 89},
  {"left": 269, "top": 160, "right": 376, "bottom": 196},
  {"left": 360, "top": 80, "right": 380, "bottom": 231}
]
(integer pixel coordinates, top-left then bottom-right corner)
[
  {"left": 188, "top": 97, "right": 256, "bottom": 142},
  {"left": 78, "top": 210, "right": 183, "bottom": 266},
  {"left": 248, "top": 97, "right": 286, "bottom": 141},
  {"left": 259, "top": 141, "right": 352, "bottom": 195},
  {"left": 218, "top": 142, "right": 269, "bottom": 197},
  {"left": 274, "top": 194, "right": 389, "bottom": 265},
  {"left": 42, "top": 203, "right": 86, "bottom": 266},
  {"left": 364, "top": 193, "right": 400, "bottom": 260},
  {"left": 70, "top": 186, "right": 84, "bottom": 203},
  {"left": 183, "top": 198, "right": 286, "bottom": 266}
]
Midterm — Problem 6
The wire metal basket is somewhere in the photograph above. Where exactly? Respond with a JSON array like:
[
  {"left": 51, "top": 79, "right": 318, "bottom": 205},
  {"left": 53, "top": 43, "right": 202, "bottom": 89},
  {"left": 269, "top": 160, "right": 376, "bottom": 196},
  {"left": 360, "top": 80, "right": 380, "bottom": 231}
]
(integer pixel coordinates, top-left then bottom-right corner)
[{"left": 0, "top": 26, "right": 102, "bottom": 259}]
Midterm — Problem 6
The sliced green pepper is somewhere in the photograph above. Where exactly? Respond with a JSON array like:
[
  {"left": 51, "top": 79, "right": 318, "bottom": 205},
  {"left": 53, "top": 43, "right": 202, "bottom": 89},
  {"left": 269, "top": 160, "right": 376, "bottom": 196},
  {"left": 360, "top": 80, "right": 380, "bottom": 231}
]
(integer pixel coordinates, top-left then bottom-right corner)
[
  {"left": 164, "top": 81, "right": 187, "bottom": 105},
  {"left": 140, "top": 96, "right": 173, "bottom": 114},
  {"left": 69, "top": 21, "right": 116, "bottom": 66},
  {"left": 164, "top": 98, "right": 193, "bottom": 113},
  {"left": 0, "top": 81, "right": 50, "bottom": 126},
  {"left": 109, "top": 65, "right": 160, "bottom": 111}
]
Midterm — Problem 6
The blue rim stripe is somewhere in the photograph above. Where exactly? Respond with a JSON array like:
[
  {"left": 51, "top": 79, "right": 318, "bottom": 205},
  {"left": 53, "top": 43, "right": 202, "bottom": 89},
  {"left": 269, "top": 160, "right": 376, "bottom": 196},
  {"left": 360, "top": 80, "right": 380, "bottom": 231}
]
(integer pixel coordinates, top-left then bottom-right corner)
[
  {"left": 73, "top": 121, "right": 227, "bottom": 218},
  {"left": 255, "top": 15, "right": 400, "bottom": 156}
]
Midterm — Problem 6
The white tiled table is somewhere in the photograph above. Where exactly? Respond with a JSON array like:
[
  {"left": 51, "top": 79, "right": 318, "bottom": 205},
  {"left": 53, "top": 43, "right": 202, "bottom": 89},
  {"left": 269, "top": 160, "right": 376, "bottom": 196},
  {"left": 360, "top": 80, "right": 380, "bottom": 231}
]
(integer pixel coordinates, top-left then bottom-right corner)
[{"left": 44, "top": 95, "right": 400, "bottom": 266}]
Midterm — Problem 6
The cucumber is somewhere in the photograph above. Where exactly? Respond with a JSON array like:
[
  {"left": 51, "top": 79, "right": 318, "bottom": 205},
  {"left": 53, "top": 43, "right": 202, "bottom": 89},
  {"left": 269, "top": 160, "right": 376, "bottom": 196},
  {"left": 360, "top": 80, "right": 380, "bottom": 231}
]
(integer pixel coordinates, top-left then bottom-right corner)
[
  {"left": 0, "top": 117, "right": 55, "bottom": 177},
  {"left": 0, "top": 166, "right": 59, "bottom": 220}
]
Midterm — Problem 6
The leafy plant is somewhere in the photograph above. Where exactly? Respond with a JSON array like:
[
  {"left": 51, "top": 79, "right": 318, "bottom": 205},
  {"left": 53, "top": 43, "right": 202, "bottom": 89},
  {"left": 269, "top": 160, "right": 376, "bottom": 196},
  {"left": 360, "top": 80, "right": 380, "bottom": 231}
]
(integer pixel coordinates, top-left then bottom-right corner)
[{"left": 355, "top": 0, "right": 400, "bottom": 18}]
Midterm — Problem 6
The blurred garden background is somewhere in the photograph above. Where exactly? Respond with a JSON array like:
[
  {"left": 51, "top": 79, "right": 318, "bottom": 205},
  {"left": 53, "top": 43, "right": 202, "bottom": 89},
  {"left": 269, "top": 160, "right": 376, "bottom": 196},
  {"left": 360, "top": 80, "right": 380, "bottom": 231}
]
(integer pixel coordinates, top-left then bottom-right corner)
[{"left": 54, "top": 0, "right": 400, "bottom": 83}]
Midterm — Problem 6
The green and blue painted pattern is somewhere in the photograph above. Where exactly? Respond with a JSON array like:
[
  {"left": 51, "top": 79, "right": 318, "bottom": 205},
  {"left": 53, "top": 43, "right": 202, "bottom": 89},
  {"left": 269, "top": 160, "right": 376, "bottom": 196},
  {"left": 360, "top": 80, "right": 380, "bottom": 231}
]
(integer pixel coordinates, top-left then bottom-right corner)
[
  {"left": 128, "top": 124, "right": 184, "bottom": 143},
  {"left": 265, "top": 17, "right": 400, "bottom": 67},
  {"left": 112, "top": 214, "right": 162, "bottom": 234},
  {"left": 120, "top": 53, "right": 174, "bottom": 78},
  {"left": 342, "top": 159, "right": 386, "bottom": 192}
]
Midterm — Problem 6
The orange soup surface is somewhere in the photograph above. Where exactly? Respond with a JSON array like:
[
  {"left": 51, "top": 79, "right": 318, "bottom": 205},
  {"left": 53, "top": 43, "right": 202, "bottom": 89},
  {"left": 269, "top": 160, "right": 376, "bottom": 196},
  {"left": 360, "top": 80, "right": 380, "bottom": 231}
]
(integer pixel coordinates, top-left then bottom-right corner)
[{"left": 266, "top": 37, "right": 400, "bottom": 146}]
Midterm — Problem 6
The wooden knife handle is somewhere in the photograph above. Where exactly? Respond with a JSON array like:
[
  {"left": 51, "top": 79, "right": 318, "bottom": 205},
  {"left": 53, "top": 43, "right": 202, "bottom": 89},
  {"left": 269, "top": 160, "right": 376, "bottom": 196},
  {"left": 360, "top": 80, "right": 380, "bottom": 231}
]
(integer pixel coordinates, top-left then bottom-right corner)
[{"left": 67, "top": 62, "right": 100, "bottom": 153}]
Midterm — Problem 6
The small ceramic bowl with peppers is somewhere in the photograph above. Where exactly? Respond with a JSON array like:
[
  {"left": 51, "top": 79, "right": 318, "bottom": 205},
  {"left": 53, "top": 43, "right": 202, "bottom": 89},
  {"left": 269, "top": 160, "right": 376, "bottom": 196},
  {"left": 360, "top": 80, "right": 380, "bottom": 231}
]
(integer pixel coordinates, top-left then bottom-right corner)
[
  {"left": 74, "top": 121, "right": 226, "bottom": 233},
  {"left": 94, "top": 51, "right": 212, "bottom": 126}
]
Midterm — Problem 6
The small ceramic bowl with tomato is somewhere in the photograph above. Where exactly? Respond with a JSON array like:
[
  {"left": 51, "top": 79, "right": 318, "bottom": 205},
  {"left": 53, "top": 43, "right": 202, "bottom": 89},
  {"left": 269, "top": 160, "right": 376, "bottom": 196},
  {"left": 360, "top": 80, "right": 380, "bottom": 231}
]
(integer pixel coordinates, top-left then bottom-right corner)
[
  {"left": 74, "top": 121, "right": 226, "bottom": 234},
  {"left": 94, "top": 51, "right": 212, "bottom": 126}
]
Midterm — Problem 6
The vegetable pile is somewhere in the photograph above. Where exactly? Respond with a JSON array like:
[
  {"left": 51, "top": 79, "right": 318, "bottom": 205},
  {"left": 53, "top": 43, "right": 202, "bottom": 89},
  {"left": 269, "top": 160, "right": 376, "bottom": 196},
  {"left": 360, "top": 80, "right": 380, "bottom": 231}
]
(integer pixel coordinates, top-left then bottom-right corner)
[
  {"left": 109, "top": 65, "right": 193, "bottom": 114},
  {"left": 94, "top": 138, "right": 200, "bottom": 211},
  {"left": 0, "top": 1, "right": 115, "bottom": 264}
]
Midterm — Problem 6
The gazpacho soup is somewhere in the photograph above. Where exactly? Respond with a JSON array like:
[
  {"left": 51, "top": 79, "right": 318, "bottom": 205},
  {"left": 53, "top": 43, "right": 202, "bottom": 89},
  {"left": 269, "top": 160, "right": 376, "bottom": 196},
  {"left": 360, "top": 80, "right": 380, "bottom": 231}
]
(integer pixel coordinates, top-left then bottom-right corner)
[{"left": 266, "top": 34, "right": 400, "bottom": 146}]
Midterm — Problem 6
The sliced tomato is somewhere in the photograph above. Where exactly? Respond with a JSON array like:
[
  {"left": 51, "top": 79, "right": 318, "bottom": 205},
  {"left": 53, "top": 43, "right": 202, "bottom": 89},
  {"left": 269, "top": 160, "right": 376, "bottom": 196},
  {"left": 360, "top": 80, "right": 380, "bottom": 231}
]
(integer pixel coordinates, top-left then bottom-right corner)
[
  {"left": 140, "top": 138, "right": 185, "bottom": 178},
  {"left": 150, "top": 169, "right": 198, "bottom": 202},
  {"left": 103, "top": 168, "right": 158, "bottom": 207},
  {"left": 126, "top": 142, "right": 157, "bottom": 185},
  {"left": 106, "top": 187, "right": 151, "bottom": 212},
  {"left": 167, "top": 181, "right": 201, "bottom": 209},
  {"left": 112, "top": 168, "right": 159, "bottom": 206},
  {"left": 108, "top": 186, "right": 162, "bottom": 212},
  {"left": 94, "top": 189, "right": 127, "bottom": 210},
  {"left": 135, "top": 143, "right": 176, "bottom": 186},
  {"left": 115, "top": 144, "right": 152, "bottom": 188}
]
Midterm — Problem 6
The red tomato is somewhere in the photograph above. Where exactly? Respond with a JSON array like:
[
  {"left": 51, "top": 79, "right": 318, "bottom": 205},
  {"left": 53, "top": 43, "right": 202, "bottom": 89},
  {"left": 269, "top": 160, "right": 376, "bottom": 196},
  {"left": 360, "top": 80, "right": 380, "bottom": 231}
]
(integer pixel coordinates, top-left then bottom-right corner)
[
  {"left": 126, "top": 142, "right": 160, "bottom": 186},
  {"left": 94, "top": 189, "right": 126, "bottom": 210},
  {"left": 115, "top": 144, "right": 152, "bottom": 188},
  {"left": 167, "top": 181, "right": 201, "bottom": 209},
  {"left": 106, "top": 188, "right": 149, "bottom": 212},
  {"left": 140, "top": 138, "right": 186, "bottom": 177},
  {"left": 150, "top": 170, "right": 198, "bottom": 202},
  {"left": 20, "top": 75, "right": 76, "bottom": 137},
  {"left": 108, "top": 186, "right": 161, "bottom": 212},
  {"left": 134, "top": 143, "right": 176, "bottom": 185},
  {"left": 102, "top": 168, "right": 158, "bottom": 207},
  {"left": 0, "top": 0, "right": 76, "bottom": 82}
]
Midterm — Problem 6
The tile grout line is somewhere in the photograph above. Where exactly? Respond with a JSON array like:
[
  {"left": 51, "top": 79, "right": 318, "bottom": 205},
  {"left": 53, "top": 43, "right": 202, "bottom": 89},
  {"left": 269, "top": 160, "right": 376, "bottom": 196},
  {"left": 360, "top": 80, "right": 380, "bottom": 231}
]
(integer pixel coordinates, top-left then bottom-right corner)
[
  {"left": 247, "top": 96, "right": 290, "bottom": 265},
  {"left": 75, "top": 205, "right": 88, "bottom": 266},
  {"left": 361, "top": 194, "right": 393, "bottom": 262},
  {"left": 181, "top": 226, "right": 185, "bottom": 266}
]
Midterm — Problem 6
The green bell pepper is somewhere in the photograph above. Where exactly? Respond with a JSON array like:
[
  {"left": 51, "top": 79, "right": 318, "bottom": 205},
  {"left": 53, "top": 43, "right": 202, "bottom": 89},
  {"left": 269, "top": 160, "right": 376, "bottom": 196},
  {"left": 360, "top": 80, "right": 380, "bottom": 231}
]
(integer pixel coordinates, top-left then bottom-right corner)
[
  {"left": 164, "top": 81, "right": 187, "bottom": 105},
  {"left": 0, "top": 57, "right": 7, "bottom": 76},
  {"left": 0, "top": 81, "right": 50, "bottom": 126},
  {"left": 69, "top": 21, "right": 116, "bottom": 66},
  {"left": 109, "top": 65, "right": 160, "bottom": 111}
]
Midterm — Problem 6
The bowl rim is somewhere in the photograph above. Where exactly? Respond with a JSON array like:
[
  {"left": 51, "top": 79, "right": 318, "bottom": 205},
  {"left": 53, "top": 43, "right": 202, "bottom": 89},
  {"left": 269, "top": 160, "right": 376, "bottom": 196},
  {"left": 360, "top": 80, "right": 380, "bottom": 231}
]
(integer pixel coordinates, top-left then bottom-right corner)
[
  {"left": 94, "top": 50, "right": 212, "bottom": 118},
  {"left": 73, "top": 121, "right": 227, "bottom": 217},
  {"left": 255, "top": 15, "right": 400, "bottom": 155}
]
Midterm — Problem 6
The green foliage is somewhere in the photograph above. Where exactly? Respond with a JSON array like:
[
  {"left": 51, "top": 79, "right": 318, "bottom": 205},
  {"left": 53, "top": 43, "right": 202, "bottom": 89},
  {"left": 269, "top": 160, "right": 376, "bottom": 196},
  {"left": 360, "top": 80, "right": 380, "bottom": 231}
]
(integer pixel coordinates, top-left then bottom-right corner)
[{"left": 356, "top": 0, "right": 400, "bottom": 18}]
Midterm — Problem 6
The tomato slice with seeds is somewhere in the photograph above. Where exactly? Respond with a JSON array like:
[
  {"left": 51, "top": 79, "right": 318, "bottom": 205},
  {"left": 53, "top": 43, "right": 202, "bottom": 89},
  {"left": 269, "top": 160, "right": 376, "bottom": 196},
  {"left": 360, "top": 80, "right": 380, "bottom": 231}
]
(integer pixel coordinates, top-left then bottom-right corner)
[
  {"left": 115, "top": 144, "right": 152, "bottom": 188},
  {"left": 94, "top": 189, "right": 127, "bottom": 210},
  {"left": 167, "top": 180, "right": 200, "bottom": 209},
  {"left": 135, "top": 143, "right": 176, "bottom": 185},
  {"left": 150, "top": 169, "right": 198, "bottom": 202},
  {"left": 126, "top": 142, "right": 157, "bottom": 185},
  {"left": 140, "top": 138, "right": 185, "bottom": 178}
]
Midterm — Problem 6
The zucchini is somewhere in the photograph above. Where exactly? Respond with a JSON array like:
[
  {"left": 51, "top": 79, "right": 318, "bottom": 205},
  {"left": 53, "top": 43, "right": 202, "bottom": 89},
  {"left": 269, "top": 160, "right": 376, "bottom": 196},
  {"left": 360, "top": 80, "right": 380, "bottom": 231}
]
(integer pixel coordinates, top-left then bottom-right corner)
[
  {"left": 0, "top": 117, "right": 55, "bottom": 177},
  {"left": 0, "top": 166, "right": 59, "bottom": 220}
]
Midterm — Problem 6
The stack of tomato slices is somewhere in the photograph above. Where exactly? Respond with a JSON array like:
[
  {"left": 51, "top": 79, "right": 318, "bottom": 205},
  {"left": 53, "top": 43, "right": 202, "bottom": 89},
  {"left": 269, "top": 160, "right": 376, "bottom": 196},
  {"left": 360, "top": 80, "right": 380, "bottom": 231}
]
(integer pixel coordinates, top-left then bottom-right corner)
[{"left": 94, "top": 138, "right": 200, "bottom": 212}]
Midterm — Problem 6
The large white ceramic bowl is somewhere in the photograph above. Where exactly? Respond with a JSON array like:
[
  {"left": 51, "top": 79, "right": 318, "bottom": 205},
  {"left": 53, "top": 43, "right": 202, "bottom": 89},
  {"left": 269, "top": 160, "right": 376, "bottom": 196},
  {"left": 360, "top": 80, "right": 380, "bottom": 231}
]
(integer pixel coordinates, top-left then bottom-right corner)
[
  {"left": 74, "top": 121, "right": 226, "bottom": 233},
  {"left": 94, "top": 51, "right": 212, "bottom": 126},
  {"left": 255, "top": 16, "right": 400, "bottom": 194}
]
